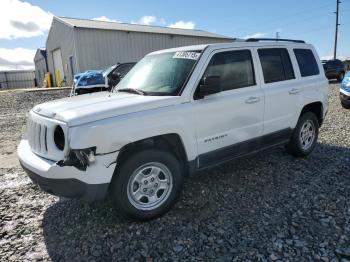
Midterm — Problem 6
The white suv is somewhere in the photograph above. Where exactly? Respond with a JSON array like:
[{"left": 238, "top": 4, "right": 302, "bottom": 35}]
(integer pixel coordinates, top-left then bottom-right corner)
[{"left": 18, "top": 39, "right": 328, "bottom": 220}]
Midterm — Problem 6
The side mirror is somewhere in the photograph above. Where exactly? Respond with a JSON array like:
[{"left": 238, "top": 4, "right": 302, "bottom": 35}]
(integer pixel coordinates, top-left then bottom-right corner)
[
  {"left": 109, "top": 72, "right": 121, "bottom": 81},
  {"left": 198, "top": 76, "right": 221, "bottom": 97}
]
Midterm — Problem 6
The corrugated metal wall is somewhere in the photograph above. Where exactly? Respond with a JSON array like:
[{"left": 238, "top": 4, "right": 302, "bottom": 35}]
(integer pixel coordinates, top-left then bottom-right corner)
[
  {"left": 34, "top": 58, "right": 47, "bottom": 87},
  {"left": 75, "top": 28, "right": 232, "bottom": 74},
  {"left": 0, "top": 70, "right": 36, "bottom": 89},
  {"left": 34, "top": 51, "right": 47, "bottom": 88},
  {"left": 46, "top": 19, "right": 232, "bottom": 86},
  {"left": 46, "top": 19, "right": 76, "bottom": 86}
]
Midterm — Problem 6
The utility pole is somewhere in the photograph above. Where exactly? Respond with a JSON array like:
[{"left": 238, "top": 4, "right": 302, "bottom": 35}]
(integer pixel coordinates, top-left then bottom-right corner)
[
  {"left": 334, "top": 0, "right": 341, "bottom": 59},
  {"left": 276, "top": 31, "right": 280, "bottom": 40}
]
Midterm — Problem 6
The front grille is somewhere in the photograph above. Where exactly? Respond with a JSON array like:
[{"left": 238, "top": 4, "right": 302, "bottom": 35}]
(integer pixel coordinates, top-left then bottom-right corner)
[
  {"left": 27, "top": 117, "right": 48, "bottom": 155},
  {"left": 26, "top": 111, "right": 66, "bottom": 161}
]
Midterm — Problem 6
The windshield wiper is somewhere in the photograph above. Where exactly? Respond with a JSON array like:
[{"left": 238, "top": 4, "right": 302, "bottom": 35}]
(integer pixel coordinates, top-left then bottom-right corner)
[{"left": 117, "top": 88, "right": 147, "bottom": 95}]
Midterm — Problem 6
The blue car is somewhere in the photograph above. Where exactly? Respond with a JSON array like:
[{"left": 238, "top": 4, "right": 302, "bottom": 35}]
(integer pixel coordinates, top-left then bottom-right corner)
[
  {"left": 72, "top": 63, "right": 135, "bottom": 95},
  {"left": 73, "top": 70, "right": 98, "bottom": 86},
  {"left": 340, "top": 71, "right": 350, "bottom": 109}
]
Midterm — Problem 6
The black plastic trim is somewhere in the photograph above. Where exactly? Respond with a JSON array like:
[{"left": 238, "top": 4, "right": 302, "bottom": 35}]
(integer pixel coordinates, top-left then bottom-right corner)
[
  {"left": 188, "top": 128, "right": 292, "bottom": 173},
  {"left": 340, "top": 93, "right": 350, "bottom": 105},
  {"left": 20, "top": 162, "right": 109, "bottom": 202},
  {"left": 246, "top": 38, "right": 305, "bottom": 43}
]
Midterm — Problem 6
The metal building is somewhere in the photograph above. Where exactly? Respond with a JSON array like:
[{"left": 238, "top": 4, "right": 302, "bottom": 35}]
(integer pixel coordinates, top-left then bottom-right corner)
[
  {"left": 0, "top": 70, "right": 36, "bottom": 89},
  {"left": 45, "top": 16, "right": 233, "bottom": 86},
  {"left": 34, "top": 48, "right": 48, "bottom": 87}
]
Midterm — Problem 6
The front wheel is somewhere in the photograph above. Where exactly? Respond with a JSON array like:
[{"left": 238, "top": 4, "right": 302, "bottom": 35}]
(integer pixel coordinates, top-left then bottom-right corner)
[
  {"left": 286, "top": 112, "right": 319, "bottom": 157},
  {"left": 110, "top": 149, "right": 184, "bottom": 220}
]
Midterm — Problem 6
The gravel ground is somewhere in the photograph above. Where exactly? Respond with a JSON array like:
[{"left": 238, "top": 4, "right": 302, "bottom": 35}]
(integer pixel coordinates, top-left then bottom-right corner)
[{"left": 0, "top": 85, "right": 350, "bottom": 261}]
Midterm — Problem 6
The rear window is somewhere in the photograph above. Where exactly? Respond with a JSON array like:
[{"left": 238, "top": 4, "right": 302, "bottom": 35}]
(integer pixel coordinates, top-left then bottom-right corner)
[
  {"left": 328, "top": 59, "right": 343, "bottom": 66},
  {"left": 294, "top": 49, "right": 320, "bottom": 77},
  {"left": 258, "top": 48, "right": 295, "bottom": 84}
]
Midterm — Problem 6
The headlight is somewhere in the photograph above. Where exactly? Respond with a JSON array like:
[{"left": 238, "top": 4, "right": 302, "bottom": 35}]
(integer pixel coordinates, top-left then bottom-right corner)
[
  {"left": 54, "top": 125, "right": 65, "bottom": 151},
  {"left": 72, "top": 147, "right": 96, "bottom": 165},
  {"left": 57, "top": 147, "right": 96, "bottom": 171}
]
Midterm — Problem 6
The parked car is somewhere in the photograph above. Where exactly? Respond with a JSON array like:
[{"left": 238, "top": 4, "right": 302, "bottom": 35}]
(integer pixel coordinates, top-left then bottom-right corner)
[
  {"left": 322, "top": 59, "right": 345, "bottom": 81},
  {"left": 73, "top": 70, "right": 97, "bottom": 86},
  {"left": 339, "top": 71, "right": 350, "bottom": 109},
  {"left": 18, "top": 39, "right": 328, "bottom": 220},
  {"left": 72, "top": 63, "right": 135, "bottom": 95}
]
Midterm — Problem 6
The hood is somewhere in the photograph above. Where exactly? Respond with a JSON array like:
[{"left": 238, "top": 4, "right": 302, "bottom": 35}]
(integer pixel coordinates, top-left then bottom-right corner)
[{"left": 32, "top": 92, "right": 182, "bottom": 126}]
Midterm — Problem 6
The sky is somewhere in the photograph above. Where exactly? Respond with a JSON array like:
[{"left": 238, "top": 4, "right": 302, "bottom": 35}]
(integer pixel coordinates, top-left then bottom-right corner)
[{"left": 0, "top": 0, "right": 349, "bottom": 70}]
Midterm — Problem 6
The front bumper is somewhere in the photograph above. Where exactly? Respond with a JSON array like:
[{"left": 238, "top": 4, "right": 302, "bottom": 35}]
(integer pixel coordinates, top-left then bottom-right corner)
[
  {"left": 20, "top": 163, "right": 109, "bottom": 201},
  {"left": 17, "top": 140, "right": 119, "bottom": 201},
  {"left": 340, "top": 88, "right": 350, "bottom": 106}
]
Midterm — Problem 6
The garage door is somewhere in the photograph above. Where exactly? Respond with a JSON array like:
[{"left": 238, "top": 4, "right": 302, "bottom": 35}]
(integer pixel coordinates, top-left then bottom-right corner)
[{"left": 52, "top": 49, "right": 65, "bottom": 86}]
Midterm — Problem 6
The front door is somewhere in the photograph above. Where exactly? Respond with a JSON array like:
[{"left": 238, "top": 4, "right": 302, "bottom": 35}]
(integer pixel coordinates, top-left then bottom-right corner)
[{"left": 191, "top": 48, "right": 264, "bottom": 168}]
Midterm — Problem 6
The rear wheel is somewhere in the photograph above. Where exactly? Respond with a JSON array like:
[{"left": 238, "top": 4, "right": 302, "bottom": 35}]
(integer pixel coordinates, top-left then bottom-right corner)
[
  {"left": 337, "top": 72, "right": 345, "bottom": 82},
  {"left": 110, "top": 149, "right": 184, "bottom": 220},
  {"left": 286, "top": 112, "right": 319, "bottom": 157}
]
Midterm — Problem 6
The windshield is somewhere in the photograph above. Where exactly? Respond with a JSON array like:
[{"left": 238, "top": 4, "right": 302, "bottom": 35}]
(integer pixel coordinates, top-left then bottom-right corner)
[
  {"left": 102, "top": 65, "right": 117, "bottom": 77},
  {"left": 115, "top": 51, "right": 201, "bottom": 95}
]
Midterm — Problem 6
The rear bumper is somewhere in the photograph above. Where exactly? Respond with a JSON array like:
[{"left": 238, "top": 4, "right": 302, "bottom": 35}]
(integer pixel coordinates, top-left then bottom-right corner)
[
  {"left": 340, "top": 94, "right": 350, "bottom": 106},
  {"left": 340, "top": 88, "right": 350, "bottom": 105},
  {"left": 17, "top": 140, "right": 119, "bottom": 201},
  {"left": 325, "top": 70, "right": 342, "bottom": 78}
]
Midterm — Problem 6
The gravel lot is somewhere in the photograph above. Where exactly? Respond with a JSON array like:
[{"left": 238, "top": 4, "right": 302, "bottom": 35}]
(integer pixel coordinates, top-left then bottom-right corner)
[{"left": 0, "top": 85, "right": 349, "bottom": 261}]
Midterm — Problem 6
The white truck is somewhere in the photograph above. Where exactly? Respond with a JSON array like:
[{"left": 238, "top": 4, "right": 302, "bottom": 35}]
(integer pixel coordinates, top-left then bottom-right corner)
[{"left": 18, "top": 39, "right": 328, "bottom": 220}]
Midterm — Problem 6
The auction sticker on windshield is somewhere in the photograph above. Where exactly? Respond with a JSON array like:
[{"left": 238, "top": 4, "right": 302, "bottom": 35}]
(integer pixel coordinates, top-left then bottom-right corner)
[{"left": 173, "top": 52, "right": 200, "bottom": 60}]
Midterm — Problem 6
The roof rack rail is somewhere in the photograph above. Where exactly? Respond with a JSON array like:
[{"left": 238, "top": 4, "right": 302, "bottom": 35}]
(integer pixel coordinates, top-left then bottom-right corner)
[{"left": 246, "top": 38, "right": 305, "bottom": 43}]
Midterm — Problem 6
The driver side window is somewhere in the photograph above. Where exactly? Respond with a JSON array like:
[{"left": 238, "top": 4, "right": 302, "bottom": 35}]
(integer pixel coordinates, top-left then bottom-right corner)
[{"left": 203, "top": 49, "right": 256, "bottom": 91}]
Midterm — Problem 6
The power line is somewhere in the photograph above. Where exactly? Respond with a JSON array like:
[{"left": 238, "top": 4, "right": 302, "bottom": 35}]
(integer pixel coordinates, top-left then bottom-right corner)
[
  {"left": 291, "top": 25, "right": 334, "bottom": 37},
  {"left": 241, "top": 2, "right": 335, "bottom": 30},
  {"left": 256, "top": 11, "right": 334, "bottom": 33}
]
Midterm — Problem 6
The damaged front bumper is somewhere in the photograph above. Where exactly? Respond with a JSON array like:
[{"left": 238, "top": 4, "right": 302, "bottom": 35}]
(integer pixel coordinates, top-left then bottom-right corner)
[{"left": 17, "top": 140, "right": 119, "bottom": 201}]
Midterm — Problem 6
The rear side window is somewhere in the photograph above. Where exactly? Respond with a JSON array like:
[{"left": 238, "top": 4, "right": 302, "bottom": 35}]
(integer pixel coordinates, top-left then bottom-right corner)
[
  {"left": 204, "top": 50, "right": 255, "bottom": 91},
  {"left": 294, "top": 49, "right": 320, "bottom": 77},
  {"left": 258, "top": 48, "right": 295, "bottom": 83}
]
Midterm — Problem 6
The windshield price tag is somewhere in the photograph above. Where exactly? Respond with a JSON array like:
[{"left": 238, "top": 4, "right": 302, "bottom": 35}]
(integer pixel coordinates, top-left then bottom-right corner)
[{"left": 173, "top": 52, "right": 200, "bottom": 60}]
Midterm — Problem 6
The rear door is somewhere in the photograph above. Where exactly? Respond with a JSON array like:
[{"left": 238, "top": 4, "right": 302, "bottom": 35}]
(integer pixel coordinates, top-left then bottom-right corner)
[
  {"left": 292, "top": 47, "right": 324, "bottom": 120},
  {"left": 255, "top": 47, "right": 298, "bottom": 135}
]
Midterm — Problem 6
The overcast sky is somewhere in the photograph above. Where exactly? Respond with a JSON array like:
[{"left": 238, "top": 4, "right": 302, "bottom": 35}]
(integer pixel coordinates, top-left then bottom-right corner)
[{"left": 0, "top": 0, "right": 349, "bottom": 71}]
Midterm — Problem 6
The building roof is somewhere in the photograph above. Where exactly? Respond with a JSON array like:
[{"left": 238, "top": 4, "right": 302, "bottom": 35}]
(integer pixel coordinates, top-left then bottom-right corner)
[
  {"left": 34, "top": 48, "right": 47, "bottom": 62},
  {"left": 55, "top": 16, "right": 233, "bottom": 40}
]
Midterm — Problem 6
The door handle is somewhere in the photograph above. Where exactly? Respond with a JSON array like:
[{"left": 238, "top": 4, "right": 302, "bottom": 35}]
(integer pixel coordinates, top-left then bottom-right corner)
[
  {"left": 289, "top": 88, "right": 300, "bottom": 94},
  {"left": 245, "top": 96, "right": 260, "bottom": 104}
]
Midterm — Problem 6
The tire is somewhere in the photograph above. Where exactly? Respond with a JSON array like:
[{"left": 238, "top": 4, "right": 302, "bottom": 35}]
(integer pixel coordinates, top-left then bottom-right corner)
[
  {"left": 337, "top": 72, "right": 345, "bottom": 82},
  {"left": 341, "top": 101, "right": 350, "bottom": 109},
  {"left": 286, "top": 112, "right": 319, "bottom": 157},
  {"left": 110, "top": 149, "right": 184, "bottom": 220}
]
